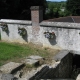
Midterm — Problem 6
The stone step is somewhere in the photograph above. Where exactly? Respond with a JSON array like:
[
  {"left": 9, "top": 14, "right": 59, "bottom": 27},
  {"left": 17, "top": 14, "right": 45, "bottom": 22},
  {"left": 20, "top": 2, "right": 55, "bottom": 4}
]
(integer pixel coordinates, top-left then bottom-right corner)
[
  {"left": 18, "top": 64, "right": 49, "bottom": 80},
  {"left": 76, "top": 74, "right": 80, "bottom": 80},
  {"left": 18, "top": 78, "right": 27, "bottom": 80},
  {"left": 1, "top": 74, "right": 15, "bottom": 80},
  {"left": 18, "top": 78, "right": 75, "bottom": 80},
  {"left": 0, "top": 62, "right": 24, "bottom": 74},
  {"left": 28, "top": 55, "right": 43, "bottom": 60},
  {"left": 39, "top": 79, "right": 75, "bottom": 80},
  {"left": 0, "top": 71, "right": 2, "bottom": 80},
  {"left": 23, "top": 55, "right": 44, "bottom": 66}
]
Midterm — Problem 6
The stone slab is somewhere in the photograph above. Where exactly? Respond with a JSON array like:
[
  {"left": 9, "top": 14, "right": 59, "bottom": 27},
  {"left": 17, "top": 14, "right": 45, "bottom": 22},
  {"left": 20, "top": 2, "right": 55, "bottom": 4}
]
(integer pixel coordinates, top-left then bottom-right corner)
[
  {"left": 0, "top": 19, "right": 32, "bottom": 25},
  {"left": 53, "top": 50, "right": 70, "bottom": 61},
  {"left": 39, "top": 78, "right": 75, "bottom": 80},
  {"left": 0, "top": 62, "right": 24, "bottom": 74},
  {"left": 28, "top": 55, "right": 43, "bottom": 60},
  {"left": 18, "top": 78, "right": 27, "bottom": 80},
  {"left": 0, "top": 72, "right": 2, "bottom": 80},
  {"left": 25, "top": 59, "right": 38, "bottom": 65},
  {"left": 24, "top": 55, "right": 43, "bottom": 65},
  {"left": 40, "top": 21, "right": 80, "bottom": 29},
  {"left": 1, "top": 74, "right": 14, "bottom": 80},
  {"left": 76, "top": 74, "right": 80, "bottom": 80}
]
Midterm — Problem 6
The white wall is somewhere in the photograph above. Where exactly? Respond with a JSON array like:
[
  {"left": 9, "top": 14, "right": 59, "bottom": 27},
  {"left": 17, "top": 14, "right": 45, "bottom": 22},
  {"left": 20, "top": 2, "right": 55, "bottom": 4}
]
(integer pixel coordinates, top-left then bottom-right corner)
[
  {"left": 0, "top": 19, "right": 32, "bottom": 43},
  {"left": 1, "top": 19, "right": 80, "bottom": 52},
  {"left": 40, "top": 27, "right": 80, "bottom": 51},
  {"left": 40, "top": 22, "right": 80, "bottom": 52}
]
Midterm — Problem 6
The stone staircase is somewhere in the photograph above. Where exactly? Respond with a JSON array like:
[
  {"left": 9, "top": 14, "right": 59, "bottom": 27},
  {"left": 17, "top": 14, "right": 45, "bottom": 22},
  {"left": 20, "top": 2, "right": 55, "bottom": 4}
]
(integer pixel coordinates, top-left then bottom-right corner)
[{"left": 0, "top": 50, "right": 79, "bottom": 80}]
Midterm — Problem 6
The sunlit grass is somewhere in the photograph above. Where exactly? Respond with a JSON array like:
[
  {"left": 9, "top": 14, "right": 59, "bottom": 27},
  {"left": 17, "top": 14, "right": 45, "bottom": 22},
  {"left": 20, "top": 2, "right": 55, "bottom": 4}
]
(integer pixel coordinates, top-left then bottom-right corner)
[{"left": 0, "top": 42, "right": 59, "bottom": 66}]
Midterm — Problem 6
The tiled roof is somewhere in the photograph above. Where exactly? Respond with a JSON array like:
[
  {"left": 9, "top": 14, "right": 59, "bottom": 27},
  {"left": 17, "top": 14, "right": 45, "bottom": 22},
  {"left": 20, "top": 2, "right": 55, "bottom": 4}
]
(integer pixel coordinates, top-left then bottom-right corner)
[{"left": 45, "top": 16, "right": 80, "bottom": 23}]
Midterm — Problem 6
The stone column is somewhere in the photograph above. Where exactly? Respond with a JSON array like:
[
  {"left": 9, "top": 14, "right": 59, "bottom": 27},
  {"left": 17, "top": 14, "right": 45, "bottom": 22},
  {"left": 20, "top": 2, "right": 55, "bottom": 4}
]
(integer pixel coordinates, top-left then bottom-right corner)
[{"left": 30, "top": 6, "right": 43, "bottom": 44}]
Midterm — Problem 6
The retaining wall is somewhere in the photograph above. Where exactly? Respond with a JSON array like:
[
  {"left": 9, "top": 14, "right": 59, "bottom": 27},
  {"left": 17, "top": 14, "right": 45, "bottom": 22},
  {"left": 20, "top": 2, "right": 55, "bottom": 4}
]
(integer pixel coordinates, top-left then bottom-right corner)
[
  {"left": 1, "top": 19, "right": 80, "bottom": 52},
  {"left": 40, "top": 21, "right": 80, "bottom": 51},
  {"left": 29, "top": 50, "right": 73, "bottom": 79},
  {"left": 0, "top": 19, "right": 32, "bottom": 43}
]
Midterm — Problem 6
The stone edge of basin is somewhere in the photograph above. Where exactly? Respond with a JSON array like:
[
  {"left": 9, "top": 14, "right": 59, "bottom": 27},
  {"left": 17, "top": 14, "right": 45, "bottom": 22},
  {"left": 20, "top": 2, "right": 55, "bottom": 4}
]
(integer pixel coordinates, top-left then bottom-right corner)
[{"left": 53, "top": 50, "right": 73, "bottom": 61}]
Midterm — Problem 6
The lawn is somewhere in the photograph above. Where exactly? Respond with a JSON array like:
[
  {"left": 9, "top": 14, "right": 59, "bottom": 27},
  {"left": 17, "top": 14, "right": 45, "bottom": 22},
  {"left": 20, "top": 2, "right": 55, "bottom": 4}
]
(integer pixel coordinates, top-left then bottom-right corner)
[{"left": 0, "top": 41, "right": 59, "bottom": 66}]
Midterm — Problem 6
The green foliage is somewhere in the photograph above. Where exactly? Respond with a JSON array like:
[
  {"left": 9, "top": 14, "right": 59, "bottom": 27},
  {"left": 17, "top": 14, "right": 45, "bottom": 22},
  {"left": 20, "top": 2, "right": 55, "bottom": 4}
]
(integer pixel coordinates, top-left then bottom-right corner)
[
  {"left": 45, "top": 1, "right": 67, "bottom": 19},
  {"left": 18, "top": 27, "right": 26, "bottom": 36},
  {"left": 1, "top": 23, "right": 8, "bottom": 31},
  {"left": 66, "top": 0, "right": 80, "bottom": 16},
  {"left": 0, "top": 0, "right": 47, "bottom": 20}
]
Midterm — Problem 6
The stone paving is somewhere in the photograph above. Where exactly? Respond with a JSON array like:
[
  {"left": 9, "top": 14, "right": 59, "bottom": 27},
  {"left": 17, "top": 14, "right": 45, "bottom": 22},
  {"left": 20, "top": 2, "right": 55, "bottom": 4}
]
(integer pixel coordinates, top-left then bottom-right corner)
[
  {"left": 0, "top": 62, "right": 24, "bottom": 74},
  {"left": 0, "top": 55, "right": 44, "bottom": 80},
  {"left": 1, "top": 74, "right": 15, "bottom": 80},
  {"left": 0, "top": 71, "right": 2, "bottom": 80},
  {"left": 23, "top": 55, "right": 44, "bottom": 66},
  {"left": 0, "top": 54, "right": 78, "bottom": 80}
]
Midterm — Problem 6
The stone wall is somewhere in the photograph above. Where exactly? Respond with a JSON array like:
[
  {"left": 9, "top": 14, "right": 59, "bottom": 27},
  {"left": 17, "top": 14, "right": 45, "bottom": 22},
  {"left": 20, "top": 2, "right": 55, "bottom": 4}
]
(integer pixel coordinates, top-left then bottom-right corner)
[
  {"left": 40, "top": 21, "right": 80, "bottom": 51},
  {"left": 0, "top": 6, "right": 80, "bottom": 53},
  {"left": 29, "top": 50, "right": 73, "bottom": 79},
  {"left": 1, "top": 19, "right": 80, "bottom": 52},
  {"left": 0, "top": 19, "right": 32, "bottom": 43},
  {"left": 30, "top": 6, "right": 43, "bottom": 44}
]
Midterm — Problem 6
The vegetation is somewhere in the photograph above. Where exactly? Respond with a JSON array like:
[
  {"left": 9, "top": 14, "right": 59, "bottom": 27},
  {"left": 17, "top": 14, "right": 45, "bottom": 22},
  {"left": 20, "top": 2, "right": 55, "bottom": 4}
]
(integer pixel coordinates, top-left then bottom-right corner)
[
  {"left": 66, "top": 0, "right": 80, "bottom": 16},
  {"left": 0, "top": 0, "right": 47, "bottom": 20},
  {"left": 0, "top": 32, "right": 1, "bottom": 40},
  {"left": 0, "top": 0, "right": 73, "bottom": 20},
  {"left": 0, "top": 42, "right": 59, "bottom": 66},
  {"left": 2, "top": 0, "right": 80, "bottom": 20},
  {"left": 45, "top": 1, "right": 67, "bottom": 19}
]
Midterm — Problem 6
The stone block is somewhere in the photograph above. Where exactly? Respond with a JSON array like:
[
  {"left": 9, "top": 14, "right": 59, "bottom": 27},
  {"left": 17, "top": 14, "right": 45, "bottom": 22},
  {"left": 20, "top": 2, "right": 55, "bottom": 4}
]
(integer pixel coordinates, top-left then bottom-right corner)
[
  {"left": 18, "top": 78, "right": 27, "bottom": 80},
  {"left": 0, "top": 71, "right": 2, "bottom": 80},
  {"left": 28, "top": 55, "right": 43, "bottom": 60},
  {"left": 76, "top": 74, "right": 80, "bottom": 80},
  {"left": 0, "top": 62, "right": 24, "bottom": 74},
  {"left": 53, "top": 50, "right": 70, "bottom": 61},
  {"left": 25, "top": 59, "right": 38, "bottom": 65},
  {"left": 24, "top": 55, "right": 44, "bottom": 66},
  {"left": 1, "top": 73, "right": 18, "bottom": 80}
]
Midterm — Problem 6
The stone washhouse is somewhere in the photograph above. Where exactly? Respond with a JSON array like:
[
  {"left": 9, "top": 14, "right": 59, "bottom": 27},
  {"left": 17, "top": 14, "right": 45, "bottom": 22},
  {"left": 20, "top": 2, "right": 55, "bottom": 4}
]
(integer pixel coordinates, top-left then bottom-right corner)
[
  {"left": 1, "top": 6, "right": 80, "bottom": 80},
  {"left": 0, "top": 6, "right": 80, "bottom": 54}
]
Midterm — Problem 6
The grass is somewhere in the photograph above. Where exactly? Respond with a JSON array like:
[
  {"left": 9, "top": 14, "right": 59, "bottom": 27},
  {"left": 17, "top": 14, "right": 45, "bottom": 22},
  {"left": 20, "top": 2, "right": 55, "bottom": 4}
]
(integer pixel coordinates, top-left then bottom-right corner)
[
  {"left": 0, "top": 32, "right": 1, "bottom": 40},
  {"left": 0, "top": 41, "right": 59, "bottom": 66}
]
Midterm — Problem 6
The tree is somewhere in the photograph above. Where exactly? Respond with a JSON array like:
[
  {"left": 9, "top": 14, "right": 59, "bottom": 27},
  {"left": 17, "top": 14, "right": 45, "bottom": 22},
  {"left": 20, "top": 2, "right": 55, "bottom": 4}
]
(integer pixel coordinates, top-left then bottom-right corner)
[
  {"left": 66, "top": 0, "right": 80, "bottom": 16},
  {"left": 45, "top": 1, "right": 67, "bottom": 19},
  {"left": 0, "top": 0, "right": 9, "bottom": 19},
  {"left": 0, "top": 0, "right": 47, "bottom": 20}
]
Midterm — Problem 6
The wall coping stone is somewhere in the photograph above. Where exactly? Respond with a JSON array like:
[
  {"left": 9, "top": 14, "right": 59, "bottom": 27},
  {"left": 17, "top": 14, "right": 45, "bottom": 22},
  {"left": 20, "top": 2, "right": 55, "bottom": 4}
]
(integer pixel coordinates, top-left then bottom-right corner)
[
  {"left": 0, "top": 19, "right": 32, "bottom": 25},
  {"left": 40, "top": 21, "right": 80, "bottom": 29},
  {"left": 53, "top": 50, "right": 70, "bottom": 61},
  {"left": 30, "top": 6, "right": 43, "bottom": 10}
]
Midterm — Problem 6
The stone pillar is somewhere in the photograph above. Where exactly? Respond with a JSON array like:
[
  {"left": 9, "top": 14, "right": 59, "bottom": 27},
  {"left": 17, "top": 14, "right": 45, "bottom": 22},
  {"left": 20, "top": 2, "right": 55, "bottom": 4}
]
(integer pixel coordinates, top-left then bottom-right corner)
[{"left": 30, "top": 6, "right": 43, "bottom": 43}]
